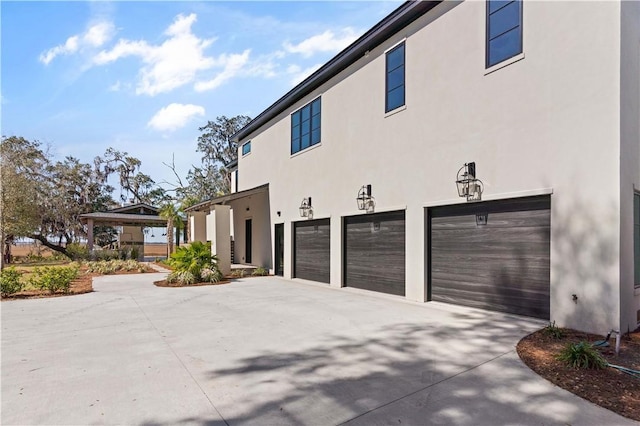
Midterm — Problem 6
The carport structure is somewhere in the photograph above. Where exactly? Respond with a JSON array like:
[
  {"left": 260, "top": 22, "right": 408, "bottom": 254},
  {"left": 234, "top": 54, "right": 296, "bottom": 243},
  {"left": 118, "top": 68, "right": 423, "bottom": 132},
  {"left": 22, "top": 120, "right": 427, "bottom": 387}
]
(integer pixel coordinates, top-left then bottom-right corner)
[{"left": 79, "top": 203, "right": 168, "bottom": 258}]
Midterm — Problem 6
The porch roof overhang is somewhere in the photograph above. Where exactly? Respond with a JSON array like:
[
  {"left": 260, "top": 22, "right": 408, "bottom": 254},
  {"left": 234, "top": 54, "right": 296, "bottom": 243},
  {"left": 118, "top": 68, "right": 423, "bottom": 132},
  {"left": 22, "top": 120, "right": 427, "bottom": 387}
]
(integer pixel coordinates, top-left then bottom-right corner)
[
  {"left": 184, "top": 183, "right": 269, "bottom": 213},
  {"left": 79, "top": 212, "right": 167, "bottom": 227}
]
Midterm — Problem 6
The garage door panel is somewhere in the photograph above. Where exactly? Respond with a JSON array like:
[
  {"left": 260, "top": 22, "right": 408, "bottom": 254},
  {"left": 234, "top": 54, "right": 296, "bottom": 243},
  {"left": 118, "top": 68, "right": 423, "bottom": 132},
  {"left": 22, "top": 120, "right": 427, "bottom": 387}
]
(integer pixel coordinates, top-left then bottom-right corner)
[
  {"left": 294, "top": 219, "right": 330, "bottom": 283},
  {"left": 345, "top": 211, "right": 405, "bottom": 296},
  {"left": 430, "top": 196, "right": 550, "bottom": 319}
]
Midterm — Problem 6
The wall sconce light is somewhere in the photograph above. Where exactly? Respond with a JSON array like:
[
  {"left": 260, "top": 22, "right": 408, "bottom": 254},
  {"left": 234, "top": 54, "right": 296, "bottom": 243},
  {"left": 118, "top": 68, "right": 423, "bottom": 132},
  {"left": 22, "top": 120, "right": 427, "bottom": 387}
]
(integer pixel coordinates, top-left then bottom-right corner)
[
  {"left": 456, "top": 162, "right": 484, "bottom": 201},
  {"left": 277, "top": 211, "right": 281, "bottom": 217},
  {"left": 299, "top": 197, "right": 312, "bottom": 218},
  {"left": 357, "top": 185, "right": 375, "bottom": 213}
]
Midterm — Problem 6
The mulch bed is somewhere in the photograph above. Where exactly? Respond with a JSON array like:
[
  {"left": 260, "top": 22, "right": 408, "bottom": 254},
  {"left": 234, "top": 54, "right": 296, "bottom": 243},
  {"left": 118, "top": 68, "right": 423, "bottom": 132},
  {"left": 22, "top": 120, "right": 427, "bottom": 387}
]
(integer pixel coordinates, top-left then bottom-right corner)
[
  {"left": 2, "top": 266, "right": 154, "bottom": 300},
  {"left": 517, "top": 327, "right": 640, "bottom": 421},
  {"left": 153, "top": 279, "right": 230, "bottom": 288}
]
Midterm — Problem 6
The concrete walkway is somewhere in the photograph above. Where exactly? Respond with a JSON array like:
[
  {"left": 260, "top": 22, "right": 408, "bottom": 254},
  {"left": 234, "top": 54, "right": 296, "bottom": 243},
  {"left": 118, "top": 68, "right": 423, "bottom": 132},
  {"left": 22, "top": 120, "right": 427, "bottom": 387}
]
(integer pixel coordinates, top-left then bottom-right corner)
[{"left": 1, "top": 274, "right": 636, "bottom": 425}]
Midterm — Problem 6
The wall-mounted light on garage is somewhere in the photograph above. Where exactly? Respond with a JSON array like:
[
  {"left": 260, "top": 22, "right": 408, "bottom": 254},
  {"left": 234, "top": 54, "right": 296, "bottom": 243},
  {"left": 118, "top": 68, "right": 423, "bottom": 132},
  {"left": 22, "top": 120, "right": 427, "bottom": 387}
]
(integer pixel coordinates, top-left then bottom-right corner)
[
  {"left": 456, "top": 162, "right": 484, "bottom": 201},
  {"left": 299, "top": 197, "right": 313, "bottom": 219},
  {"left": 357, "top": 185, "right": 375, "bottom": 213}
]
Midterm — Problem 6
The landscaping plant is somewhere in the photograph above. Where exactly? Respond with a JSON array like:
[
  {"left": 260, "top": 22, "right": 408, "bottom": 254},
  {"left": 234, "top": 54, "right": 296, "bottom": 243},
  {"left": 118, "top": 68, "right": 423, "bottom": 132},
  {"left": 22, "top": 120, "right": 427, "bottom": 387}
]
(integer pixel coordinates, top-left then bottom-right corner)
[
  {"left": 166, "top": 270, "right": 197, "bottom": 285},
  {"left": 201, "top": 267, "right": 224, "bottom": 283},
  {"left": 557, "top": 341, "right": 607, "bottom": 369},
  {"left": 1, "top": 267, "right": 24, "bottom": 297},
  {"left": 167, "top": 241, "right": 222, "bottom": 283},
  {"left": 542, "top": 321, "right": 565, "bottom": 339},
  {"left": 252, "top": 266, "right": 268, "bottom": 276},
  {"left": 28, "top": 265, "right": 79, "bottom": 294}
]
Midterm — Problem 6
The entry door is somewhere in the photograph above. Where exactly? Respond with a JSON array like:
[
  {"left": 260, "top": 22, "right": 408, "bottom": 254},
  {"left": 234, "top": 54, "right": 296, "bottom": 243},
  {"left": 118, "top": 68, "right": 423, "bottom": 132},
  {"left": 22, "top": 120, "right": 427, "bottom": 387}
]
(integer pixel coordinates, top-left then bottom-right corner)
[
  {"left": 245, "top": 219, "right": 252, "bottom": 264},
  {"left": 275, "top": 223, "right": 284, "bottom": 276}
]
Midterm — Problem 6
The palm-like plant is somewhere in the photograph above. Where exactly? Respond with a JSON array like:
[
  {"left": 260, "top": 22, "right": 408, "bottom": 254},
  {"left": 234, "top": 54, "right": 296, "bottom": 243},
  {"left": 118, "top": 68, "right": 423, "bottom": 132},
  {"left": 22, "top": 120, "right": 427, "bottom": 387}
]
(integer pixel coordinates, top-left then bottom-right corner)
[
  {"left": 159, "top": 203, "right": 182, "bottom": 257},
  {"left": 168, "top": 241, "right": 216, "bottom": 277}
]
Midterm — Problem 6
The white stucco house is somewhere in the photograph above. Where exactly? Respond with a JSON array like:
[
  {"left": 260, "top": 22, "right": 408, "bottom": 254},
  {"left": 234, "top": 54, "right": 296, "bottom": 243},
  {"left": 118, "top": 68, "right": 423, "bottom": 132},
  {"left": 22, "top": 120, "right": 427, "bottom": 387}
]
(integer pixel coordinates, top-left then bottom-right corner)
[{"left": 186, "top": 0, "right": 640, "bottom": 334}]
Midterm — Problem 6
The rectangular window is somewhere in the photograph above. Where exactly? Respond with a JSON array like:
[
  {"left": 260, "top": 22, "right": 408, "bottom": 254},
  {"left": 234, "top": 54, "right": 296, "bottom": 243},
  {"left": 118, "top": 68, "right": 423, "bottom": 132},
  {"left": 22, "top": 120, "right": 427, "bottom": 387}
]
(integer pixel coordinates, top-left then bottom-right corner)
[
  {"left": 635, "top": 193, "right": 640, "bottom": 287},
  {"left": 291, "top": 97, "right": 321, "bottom": 155},
  {"left": 242, "top": 141, "right": 251, "bottom": 156},
  {"left": 386, "top": 42, "right": 405, "bottom": 113},
  {"left": 486, "top": 0, "right": 523, "bottom": 68},
  {"left": 235, "top": 169, "right": 238, "bottom": 193}
]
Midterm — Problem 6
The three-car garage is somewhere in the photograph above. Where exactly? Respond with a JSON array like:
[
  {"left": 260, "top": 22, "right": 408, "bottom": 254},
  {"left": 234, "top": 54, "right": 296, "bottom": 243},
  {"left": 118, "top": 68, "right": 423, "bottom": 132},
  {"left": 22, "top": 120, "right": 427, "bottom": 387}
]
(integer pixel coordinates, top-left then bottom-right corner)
[{"left": 290, "top": 195, "right": 550, "bottom": 320}]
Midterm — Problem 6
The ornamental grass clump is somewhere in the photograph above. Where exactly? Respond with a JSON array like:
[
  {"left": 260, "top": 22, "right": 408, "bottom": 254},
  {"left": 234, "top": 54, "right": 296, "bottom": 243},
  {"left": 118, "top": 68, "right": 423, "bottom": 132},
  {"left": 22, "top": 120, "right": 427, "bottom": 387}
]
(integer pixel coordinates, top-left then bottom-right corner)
[
  {"left": 542, "top": 321, "right": 566, "bottom": 339},
  {"left": 167, "top": 270, "right": 197, "bottom": 285},
  {"left": 252, "top": 266, "right": 268, "bottom": 276},
  {"left": 557, "top": 341, "right": 607, "bottom": 369}
]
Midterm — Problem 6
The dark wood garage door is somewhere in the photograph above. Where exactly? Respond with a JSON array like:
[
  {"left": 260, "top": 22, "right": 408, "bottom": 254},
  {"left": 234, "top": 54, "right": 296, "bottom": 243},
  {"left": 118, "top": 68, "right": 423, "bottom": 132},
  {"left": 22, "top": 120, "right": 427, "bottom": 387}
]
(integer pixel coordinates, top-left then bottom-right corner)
[
  {"left": 294, "top": 219, "right": 330, "bottom": 283},
  {"left": 344, "top": 210, "right": 405, "bottom": 296},
  {"left": 429, "top": 196, "right": 550, "bottom": 319}
]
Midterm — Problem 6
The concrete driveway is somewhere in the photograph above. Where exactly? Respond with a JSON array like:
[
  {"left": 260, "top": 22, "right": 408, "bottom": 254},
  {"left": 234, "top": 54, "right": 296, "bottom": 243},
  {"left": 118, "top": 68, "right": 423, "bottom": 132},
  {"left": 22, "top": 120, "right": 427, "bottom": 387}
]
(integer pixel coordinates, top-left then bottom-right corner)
[{"left": 1, "top": 273, "right": 635, "bottom": 425}]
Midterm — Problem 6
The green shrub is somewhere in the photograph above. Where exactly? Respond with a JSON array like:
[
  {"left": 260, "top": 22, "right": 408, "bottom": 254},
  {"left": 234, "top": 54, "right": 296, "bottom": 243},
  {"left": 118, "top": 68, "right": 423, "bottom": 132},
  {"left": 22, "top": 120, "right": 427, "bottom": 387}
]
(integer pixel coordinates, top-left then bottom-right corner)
[
  {"left": 252, "top": 267, "right": 268, "bottom": 276},
  {"left": 29, "top": 265, "right": 79, "bottom": 294},
  {"left": 167, "top": 270, "right": 197, "bottom": 285},
  {"left": 557, "top": 341, "right": 607, "bottom": 369},
  {"left": 201, "top": 267, "right": 223, "bottom": 283},
  {"left": 65, "top": 243, "right": 90, "bottom": 261},
  {"left": 230, "top": 269, "right": 245, "bottom": 278},
  {"left": 1, "top": 267, "right": 24, "bottom": 297},
  {"left": 168, "top": 241, "right": 217, "bottom": 277},
  {"left": 542, "top": 321, "right": 565, "bottom": 339}
]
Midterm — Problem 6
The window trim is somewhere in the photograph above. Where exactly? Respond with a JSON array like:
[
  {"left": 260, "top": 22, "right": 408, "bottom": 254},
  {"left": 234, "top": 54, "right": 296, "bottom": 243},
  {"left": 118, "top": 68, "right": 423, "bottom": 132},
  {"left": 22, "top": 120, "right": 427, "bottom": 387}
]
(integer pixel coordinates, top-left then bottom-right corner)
[
  {"left": 241, "top": 141, "right": 251, "bottom": 156},
  {"left": 290, "top": 96, "right": 322, "bottom": 156},
  {"left": 634, "top": 191, "right": 640, "bottom": 288},
  {"left": 486, "top": 0, "right": 523, "bottom": 69},
  {"left": 385, "top": 40, "right": 406, "bottom": 113}
]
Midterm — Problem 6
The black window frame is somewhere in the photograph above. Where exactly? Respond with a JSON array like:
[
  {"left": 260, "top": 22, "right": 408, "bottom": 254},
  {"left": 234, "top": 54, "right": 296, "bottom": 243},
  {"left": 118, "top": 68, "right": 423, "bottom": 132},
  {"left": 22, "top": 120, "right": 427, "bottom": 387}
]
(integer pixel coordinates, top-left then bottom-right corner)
[
  {"left": 635, "top": 192, "right": 640, "bottom": 287},
  {"left": 291, "top": 97, "right": 321, "bottom": 155},
  {"left": 241, "top": 141, "right": 251, "bottom": 156},
  {"left": 234, "top": 169, "right": 238, "bottom": 193},
  {"left": 486, "top": 0, "right": 523, "bottom": 69},
  {"left": 385, "top": 41, "right": 405, "bottom": 113}
]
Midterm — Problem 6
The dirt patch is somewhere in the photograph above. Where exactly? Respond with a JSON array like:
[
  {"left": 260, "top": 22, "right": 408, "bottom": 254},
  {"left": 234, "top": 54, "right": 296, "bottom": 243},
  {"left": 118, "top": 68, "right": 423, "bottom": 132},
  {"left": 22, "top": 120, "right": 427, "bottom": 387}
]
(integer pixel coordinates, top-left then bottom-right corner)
[
  {"left": 153, "top": 279, "right": 230, "bottom": 288},
  {"left": 517, "top": 328, "right": 640, "bottom": 421}
]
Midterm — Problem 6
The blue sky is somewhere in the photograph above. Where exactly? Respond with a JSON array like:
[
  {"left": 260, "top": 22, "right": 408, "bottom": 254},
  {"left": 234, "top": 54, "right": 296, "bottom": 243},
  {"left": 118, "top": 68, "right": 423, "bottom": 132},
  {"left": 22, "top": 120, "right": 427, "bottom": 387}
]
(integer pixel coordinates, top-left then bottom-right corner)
[{"left": 2, "top": 1, "right": 401, "bottom": 189}]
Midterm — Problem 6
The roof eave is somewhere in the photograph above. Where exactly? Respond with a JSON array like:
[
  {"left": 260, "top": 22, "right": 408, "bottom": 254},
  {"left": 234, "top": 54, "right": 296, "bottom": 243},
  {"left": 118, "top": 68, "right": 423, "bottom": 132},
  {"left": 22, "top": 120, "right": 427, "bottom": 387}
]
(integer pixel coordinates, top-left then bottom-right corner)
[{"left": 232, "top": 0, "right": 441, "bottom": 142}]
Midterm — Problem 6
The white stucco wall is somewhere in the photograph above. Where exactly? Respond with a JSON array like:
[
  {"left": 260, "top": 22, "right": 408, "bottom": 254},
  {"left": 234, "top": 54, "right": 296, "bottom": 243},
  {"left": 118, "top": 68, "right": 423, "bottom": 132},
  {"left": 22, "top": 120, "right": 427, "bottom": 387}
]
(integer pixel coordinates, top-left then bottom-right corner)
[
  {"left": 620, "top": 0, "right": 640, "bottom": 331},
  {"left": 235, "top": 1, "right": 626, "bottom": 333},
  {"left": 230, "top": 191, "right": 272, "bottom": 268}
]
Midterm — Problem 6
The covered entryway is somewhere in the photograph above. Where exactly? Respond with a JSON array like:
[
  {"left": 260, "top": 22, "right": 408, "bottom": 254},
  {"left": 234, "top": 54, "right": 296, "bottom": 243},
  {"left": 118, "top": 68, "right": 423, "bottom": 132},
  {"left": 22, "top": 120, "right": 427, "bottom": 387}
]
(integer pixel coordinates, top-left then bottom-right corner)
[
  {"left": 293, "top": 219, "right": 330, "bottom": 283},
  {"left": 428, "top": 195, "right": 551, "bottom": 319},
  {"left": 344, "top": 210, "right": 405, "bottom": 296}
]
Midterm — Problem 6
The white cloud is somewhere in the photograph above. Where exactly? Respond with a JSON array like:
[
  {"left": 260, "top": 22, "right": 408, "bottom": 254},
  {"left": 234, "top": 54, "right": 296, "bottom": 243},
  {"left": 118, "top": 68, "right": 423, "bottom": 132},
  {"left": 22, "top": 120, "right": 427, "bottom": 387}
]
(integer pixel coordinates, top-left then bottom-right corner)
[
  {"left": 108, "top": 81, "right": 122, "bottom": 92},
  {"left": 288, "top": 63, "right": 322, "bottom": 86},
  {"left": 147, "top": 103, "right": 205, "bottom": 132},
  {"left": 194, "top": 50, "right": 250, "bottom": 92},
  {"left": 283, "top": 28, "right": 359, "bottom": 58},
  {"left": 93, "top": 13, "right": 217, "bottom": 96},
  {"left": 39, "top": 22, "right": 114, "bottom": 65}
]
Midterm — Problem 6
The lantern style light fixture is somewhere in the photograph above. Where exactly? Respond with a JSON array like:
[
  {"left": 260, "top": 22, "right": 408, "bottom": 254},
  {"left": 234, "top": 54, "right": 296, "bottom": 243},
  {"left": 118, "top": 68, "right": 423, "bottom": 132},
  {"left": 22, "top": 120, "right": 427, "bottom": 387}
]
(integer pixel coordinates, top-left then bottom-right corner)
[
  {"left": 356, "top": 184, "right": 375, "bottom": 213},
  {"left": 299, "top": 197, "right": 312, "bottom": 218},
  {"left": 456, "top": 162, "right": 484, "bottom": 201}
]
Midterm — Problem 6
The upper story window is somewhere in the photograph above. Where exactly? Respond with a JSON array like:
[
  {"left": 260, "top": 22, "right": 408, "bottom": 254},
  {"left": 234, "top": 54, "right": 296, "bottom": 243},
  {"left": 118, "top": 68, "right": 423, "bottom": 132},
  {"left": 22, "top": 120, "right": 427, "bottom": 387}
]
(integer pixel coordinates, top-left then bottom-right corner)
[
  {"left": 635, "top": 192, "right": 640, "bottom": 287},
  {"left": 234, "top": 169, "right": 238, "bottom": 193},
  {"left": 242, "top": 141, "right": 251, "bottom": 156},
  {"left": 291, "top": 97, "right": 321, "bottom": 155},
  {"left": 486, "top": 0, "right": 523, "bottom": 68},
  {"left": 386, "top": 42, "right": 405, "bottom": 113}
]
